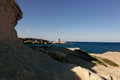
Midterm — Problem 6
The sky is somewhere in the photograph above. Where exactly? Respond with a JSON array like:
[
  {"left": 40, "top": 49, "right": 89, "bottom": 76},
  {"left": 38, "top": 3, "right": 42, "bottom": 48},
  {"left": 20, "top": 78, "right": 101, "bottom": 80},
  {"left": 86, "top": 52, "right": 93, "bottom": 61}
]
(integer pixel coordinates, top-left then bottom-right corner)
[{"left": 16, "top": 0, "right": 120, "bottom": 42}]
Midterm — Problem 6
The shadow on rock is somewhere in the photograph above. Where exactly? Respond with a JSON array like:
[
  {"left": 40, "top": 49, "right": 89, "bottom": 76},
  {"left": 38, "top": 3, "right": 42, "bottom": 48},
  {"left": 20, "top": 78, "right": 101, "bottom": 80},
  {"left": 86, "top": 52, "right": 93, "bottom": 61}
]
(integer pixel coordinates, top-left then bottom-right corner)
[{"left": 29, "top": 45, "right": 97, "bottom": 73}]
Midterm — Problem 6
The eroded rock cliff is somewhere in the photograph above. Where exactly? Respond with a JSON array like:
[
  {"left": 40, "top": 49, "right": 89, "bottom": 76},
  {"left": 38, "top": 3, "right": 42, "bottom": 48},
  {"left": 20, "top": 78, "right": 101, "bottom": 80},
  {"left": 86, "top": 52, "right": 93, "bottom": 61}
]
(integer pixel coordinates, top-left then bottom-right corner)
[{"left": 0, "top": 0, "right": 22, "bottom": 43}]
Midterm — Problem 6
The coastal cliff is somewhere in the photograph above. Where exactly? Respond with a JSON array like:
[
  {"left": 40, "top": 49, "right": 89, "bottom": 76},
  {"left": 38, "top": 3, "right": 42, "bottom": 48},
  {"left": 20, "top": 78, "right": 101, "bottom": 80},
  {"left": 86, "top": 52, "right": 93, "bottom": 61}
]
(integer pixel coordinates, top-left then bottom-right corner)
[{"left": 0, "top": 0, "right": 119, "bottom": 80}]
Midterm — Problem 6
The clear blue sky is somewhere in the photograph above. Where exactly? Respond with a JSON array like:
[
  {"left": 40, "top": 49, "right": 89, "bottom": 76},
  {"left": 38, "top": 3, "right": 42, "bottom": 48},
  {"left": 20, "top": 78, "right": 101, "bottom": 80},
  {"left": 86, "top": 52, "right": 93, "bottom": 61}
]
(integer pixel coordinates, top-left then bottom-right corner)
[{"left": 16, "top": 0, "right": 120, "bottom": 42}]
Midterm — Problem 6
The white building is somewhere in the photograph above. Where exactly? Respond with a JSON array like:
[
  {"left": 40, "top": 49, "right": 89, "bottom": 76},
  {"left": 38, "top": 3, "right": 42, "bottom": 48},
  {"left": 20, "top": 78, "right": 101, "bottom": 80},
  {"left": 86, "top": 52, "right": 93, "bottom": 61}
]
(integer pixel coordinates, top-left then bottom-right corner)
[{"left": 52, "top": 38, "right": 67, "bottom": 44}]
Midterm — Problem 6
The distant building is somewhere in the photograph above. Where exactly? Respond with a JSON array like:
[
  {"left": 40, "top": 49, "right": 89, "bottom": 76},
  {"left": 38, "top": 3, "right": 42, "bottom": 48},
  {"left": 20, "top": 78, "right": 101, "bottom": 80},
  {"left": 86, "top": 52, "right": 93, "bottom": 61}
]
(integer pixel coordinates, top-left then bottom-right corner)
[{"left": 52, "top": 38, "right": 67, "bottom": 44}]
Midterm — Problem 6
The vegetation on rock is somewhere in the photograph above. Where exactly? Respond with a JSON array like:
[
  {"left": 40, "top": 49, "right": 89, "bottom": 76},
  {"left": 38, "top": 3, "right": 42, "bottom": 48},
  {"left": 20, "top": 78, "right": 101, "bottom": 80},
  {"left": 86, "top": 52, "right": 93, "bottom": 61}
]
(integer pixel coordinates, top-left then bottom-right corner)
[{"left": 92, "top": 55, "right": 119, "bottom": 67}]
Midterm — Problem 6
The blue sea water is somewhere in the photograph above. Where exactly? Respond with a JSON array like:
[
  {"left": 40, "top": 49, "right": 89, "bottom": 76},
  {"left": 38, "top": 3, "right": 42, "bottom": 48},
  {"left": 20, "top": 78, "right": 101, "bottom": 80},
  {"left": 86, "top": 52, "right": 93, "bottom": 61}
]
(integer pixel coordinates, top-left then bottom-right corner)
[{"left": 27, "top": 42, "right": 120, "bottom": 54}]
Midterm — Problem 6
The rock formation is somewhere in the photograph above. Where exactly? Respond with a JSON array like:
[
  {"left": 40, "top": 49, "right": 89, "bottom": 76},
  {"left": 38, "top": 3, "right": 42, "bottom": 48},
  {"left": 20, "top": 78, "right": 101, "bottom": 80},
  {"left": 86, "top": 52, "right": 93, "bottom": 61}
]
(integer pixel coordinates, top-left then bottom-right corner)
[
  {"left": 19, "top": 38, "right": 49, "bottom": 44},
  {"left": 91, "top": 52, "right": 120, "bottom": 80},
  {"left": 0, "top": 0, "right": 22, "bottom": 43},
  {"left": 30, "top": 46, "right": 120, "bottom": 80},
  {"left": 1, "top": 0, "right": 117, "bottom": 80}
]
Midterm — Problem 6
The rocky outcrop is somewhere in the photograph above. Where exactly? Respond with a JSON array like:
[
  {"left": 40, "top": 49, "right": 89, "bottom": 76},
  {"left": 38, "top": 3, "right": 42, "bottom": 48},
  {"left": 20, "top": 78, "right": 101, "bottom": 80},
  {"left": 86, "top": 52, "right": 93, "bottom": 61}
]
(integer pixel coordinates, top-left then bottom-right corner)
[
  {"left": 29, "top": 45, "right": 120, "bottom": 80},
  {"left": 0, "top": 0, "right": 22, "bottom": 43},
  {"left": 19, "top": 38, "right": 49, "bottom": 44},
  {"left": 0, "top": 0, "right": 109, "bottom": 80},
  {"left": 30, "top": 46, "right": 96, "bottom": 69},
  {"left": 31, "top": 45, "right": 120, "bottom": 80}
]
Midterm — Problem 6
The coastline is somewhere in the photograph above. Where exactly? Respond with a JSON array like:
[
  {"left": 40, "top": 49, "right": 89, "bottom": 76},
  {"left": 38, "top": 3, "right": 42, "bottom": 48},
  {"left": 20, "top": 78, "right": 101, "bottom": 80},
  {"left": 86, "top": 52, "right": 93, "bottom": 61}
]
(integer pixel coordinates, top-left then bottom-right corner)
[
  {"left": 0, "top": 0, "right": 120, "bottom": 79},
  {"left": 23, "top": 41, "right": 120, "bottom": 53},
  {"left": 67, "top": 48, "right": 120, "bottom": 79},
  {"left": 29, "top": 45, "right": 120, "bottom": 80}
]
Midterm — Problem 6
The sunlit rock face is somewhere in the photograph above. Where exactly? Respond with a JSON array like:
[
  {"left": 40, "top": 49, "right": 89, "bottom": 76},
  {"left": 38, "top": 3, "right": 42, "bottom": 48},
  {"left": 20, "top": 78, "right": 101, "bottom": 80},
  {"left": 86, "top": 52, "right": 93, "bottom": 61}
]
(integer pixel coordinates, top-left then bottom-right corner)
[{"left": 0, "top": 0, "right": 22, "bottom": 43}]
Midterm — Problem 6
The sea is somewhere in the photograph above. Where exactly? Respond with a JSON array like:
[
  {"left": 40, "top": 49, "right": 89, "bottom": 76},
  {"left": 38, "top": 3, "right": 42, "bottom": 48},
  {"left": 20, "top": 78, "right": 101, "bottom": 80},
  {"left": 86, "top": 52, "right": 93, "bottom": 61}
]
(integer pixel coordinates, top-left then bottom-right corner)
[{"left": 26, "top": 42, "right": 120, "bottom": 54}]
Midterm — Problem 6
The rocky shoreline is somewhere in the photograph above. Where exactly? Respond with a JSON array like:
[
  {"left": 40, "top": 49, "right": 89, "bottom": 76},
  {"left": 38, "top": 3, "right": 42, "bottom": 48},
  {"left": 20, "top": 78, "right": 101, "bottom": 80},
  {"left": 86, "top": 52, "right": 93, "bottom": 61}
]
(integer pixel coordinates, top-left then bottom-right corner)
[
  {"left": 0, "top": 0, "right": 119, "bottom": 80},
  {"left": 19, "top": 38, "right": 68, "bottom": 44},
  {"left": 29, "top": 45, "right": 120, "bottom": 80},
  {"left": 91, "top": 52, "right": 120, "bottom": 80},
  {"left": 19, "top": 38, "right": 50, "bottom": 44}
]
